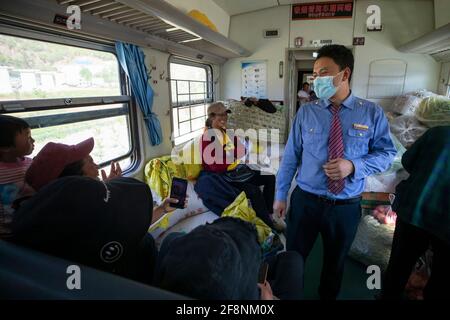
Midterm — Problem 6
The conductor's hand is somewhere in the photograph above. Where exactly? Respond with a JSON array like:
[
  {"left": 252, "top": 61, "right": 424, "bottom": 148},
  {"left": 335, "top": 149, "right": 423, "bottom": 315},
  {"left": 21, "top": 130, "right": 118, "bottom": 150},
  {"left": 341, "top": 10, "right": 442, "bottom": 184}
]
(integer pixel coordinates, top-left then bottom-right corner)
[
  {"left": 323, "top": 158, "right": 354, "bottom": 180},
  {"left": 273, "top": 200, "right": 287, "bottom": 219}
]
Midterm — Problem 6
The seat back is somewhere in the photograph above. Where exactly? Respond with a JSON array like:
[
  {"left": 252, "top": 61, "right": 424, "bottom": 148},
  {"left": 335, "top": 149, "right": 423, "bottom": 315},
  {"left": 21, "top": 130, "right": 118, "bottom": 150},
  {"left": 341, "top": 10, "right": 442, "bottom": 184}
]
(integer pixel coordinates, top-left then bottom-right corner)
[{"left": 0, "top": 240, "right": 187, "bottom": 299}]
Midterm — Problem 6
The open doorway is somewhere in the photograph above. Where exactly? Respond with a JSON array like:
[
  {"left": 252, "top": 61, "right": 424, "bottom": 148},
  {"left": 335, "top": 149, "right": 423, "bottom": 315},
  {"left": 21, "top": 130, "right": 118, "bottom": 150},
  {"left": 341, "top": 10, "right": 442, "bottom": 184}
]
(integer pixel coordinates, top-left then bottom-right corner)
[
  {"left": 291, "top": 50, "right": 315, "bottom": 117},
  {"left": 285, "top": 49, "right": 316, "bottom": 129},
  {"left": 297, "top": 69, "right": 314, "bottom": 111}
]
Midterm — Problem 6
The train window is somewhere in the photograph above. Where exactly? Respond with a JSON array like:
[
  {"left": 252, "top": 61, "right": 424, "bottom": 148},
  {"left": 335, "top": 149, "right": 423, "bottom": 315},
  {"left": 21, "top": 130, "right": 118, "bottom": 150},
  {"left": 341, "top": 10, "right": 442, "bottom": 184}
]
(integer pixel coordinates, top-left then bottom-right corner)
[
  {"left": 169, "top": 57, "right": 213, "bottom": 145},
  {"left": 0, "top": 31, "right": 138, "bottom": 171},
  {"left": 447, "top": 73, "right": 450, "bottom": 98}
]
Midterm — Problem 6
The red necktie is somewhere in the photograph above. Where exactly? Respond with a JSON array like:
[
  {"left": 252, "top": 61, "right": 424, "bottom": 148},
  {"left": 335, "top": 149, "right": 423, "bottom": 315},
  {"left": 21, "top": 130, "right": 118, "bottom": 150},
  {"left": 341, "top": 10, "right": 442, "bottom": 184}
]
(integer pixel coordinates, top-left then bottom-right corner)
[{"left": 328, "top": 105, "right": 345, "bottom": 194}]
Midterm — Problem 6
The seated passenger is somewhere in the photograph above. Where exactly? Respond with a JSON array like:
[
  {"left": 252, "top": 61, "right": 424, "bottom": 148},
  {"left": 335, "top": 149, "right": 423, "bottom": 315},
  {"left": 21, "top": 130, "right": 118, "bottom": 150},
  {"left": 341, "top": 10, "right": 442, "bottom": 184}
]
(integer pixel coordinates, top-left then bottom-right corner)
[
  {"left": 25, "top": 137, "right": 184, "bottom": 223},
  {"left": 155, "top": 217, "right": 304, "bottom": 300},
  {"left": 0, "top": 115, "right": 35, "bottom": 239},
  {"left": 194, "top": 102, "right": 277, "bottom": 229},
  {"left": 11, "top": 176, "right": 158, "bottom": 284},
  {"left": 25, "top": 137, "right": 121, "bottom": 192}
]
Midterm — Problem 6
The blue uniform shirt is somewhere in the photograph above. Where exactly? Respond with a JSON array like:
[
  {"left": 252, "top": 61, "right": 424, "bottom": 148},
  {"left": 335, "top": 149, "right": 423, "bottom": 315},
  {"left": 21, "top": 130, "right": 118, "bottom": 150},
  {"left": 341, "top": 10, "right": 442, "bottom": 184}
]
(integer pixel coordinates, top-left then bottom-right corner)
[{"left": 276, "top": 92, "right": 397, "bottom": 201}]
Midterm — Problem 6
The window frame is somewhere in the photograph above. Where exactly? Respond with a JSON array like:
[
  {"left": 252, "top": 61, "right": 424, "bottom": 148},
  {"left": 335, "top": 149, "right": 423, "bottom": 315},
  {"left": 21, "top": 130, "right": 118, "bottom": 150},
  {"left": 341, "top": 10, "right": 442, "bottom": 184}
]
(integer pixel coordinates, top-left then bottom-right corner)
[
  {"left": 447, "top": 70, "right": 450, "bottom": 98},
  {"left": 0, "top": 21, "right": 141, "bottom": 172},
  {"left": 169, "top": 56, "right": 214, "bottom": 146}
]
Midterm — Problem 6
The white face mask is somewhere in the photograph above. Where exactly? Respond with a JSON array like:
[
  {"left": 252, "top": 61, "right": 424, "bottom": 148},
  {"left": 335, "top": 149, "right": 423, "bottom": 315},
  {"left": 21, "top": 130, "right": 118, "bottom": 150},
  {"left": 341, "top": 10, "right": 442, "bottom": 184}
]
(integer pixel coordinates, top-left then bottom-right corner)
[{"left": 313, "top": 71, "right": 344, "bottom": 100}]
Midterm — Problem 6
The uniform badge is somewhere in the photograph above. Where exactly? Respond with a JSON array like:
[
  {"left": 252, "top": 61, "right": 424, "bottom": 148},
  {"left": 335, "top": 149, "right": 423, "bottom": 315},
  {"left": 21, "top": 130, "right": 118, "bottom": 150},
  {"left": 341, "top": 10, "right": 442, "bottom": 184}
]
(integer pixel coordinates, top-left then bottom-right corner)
[{"left": 353, "top": 123, "right": 369, "bottom": 130}]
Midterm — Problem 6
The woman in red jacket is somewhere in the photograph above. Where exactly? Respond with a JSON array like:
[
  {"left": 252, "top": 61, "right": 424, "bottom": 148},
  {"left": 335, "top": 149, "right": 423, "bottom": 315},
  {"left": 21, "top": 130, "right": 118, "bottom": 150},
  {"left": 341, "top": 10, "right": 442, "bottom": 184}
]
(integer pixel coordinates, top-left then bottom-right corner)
[{"left": 194, "top": 102, "right": 276, "bottom": 229}]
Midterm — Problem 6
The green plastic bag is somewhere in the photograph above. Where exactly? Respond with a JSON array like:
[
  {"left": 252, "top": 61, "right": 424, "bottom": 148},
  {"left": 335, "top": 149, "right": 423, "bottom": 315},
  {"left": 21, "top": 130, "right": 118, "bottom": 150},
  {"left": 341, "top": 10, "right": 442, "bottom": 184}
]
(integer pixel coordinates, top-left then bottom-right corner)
[
  {"left": 388, "top": 134, "right": 406, "bottom": 173},
  {"left": 415, "top": 96, "right": 450, "bottom": 127}
]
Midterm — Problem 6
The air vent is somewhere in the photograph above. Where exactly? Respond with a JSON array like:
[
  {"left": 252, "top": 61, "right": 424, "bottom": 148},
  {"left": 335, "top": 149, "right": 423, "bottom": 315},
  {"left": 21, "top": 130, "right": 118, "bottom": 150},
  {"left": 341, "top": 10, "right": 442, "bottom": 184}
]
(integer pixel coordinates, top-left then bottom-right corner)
[{"left": 263, "top": 29, "right": 280, "bottom": 38}]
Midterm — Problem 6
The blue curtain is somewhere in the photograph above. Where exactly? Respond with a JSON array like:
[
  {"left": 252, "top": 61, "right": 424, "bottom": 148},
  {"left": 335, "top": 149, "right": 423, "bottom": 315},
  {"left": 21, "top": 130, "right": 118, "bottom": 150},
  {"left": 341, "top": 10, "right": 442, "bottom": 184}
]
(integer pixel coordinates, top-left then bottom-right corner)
[{"left": 115, "top": 42, "right": 162, "bottom": 145}]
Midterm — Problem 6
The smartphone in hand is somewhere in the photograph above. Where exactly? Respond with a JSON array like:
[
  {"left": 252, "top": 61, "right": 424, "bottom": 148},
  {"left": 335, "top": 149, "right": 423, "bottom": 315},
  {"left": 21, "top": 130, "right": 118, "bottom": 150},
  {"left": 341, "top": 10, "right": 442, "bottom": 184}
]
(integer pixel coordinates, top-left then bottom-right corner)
[
  {"left": 169, "top": 177, "right": 188, "bottom": 209},
  {"left": 258, "top": 262, "right": 269, "bottom": 284}
]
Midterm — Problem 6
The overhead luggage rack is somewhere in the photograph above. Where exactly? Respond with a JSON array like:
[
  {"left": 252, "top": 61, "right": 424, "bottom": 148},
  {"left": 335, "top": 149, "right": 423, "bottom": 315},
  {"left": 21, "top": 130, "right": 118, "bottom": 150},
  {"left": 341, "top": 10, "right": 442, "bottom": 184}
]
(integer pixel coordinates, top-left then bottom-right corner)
[
  {"left": 0, "top": 0, "right": 251, "bottom": 64},
  {"left": 57, "top": 0, "right": 200, "bottom": 44}
]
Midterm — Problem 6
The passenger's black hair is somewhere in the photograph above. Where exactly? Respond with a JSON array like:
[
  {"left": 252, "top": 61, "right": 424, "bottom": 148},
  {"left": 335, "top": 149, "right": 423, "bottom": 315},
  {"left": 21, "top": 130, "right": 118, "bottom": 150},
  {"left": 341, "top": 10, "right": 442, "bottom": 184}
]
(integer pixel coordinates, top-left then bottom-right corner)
[
  {"left": 155, "top": 217, "right": 261, "bottom": 300},
  {"left": 0, "top": 115, "right": 30, "bottom": 148},
  {"left": 302, "top": 82, "right": 310, "bottom": 87},
  {"left": 59, "top": 160, "right": 85, "bottom": 178},
  {"left": 316, "top": 44, "right": 354, "bottom": 81}
]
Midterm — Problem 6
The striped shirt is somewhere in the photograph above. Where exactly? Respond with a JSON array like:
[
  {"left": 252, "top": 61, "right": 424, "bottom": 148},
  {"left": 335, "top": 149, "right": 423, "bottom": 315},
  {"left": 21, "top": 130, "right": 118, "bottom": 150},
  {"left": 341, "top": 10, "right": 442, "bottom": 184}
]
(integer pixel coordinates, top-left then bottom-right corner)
[{"left": 0, "top": 157, "right": 34, "bottom": 237}]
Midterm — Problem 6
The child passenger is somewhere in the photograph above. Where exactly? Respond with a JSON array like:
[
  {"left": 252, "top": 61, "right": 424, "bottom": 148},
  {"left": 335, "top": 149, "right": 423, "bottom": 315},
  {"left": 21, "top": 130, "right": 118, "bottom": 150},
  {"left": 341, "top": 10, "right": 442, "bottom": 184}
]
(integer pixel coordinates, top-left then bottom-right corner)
[{"left": 0, "top": 115, "right": 35, "bottom": 238}]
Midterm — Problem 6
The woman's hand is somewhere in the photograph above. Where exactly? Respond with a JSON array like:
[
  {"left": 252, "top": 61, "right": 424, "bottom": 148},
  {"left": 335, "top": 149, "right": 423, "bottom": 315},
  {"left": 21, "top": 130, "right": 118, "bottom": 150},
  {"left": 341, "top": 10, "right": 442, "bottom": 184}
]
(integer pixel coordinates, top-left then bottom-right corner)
[
  {"left": 160, "top": 197, "right": 188, "bottom": 213},
  {"left": 152, "top": 196, "right": 189, "bottom": 224},
  {"left": 101, "top": 162, "right": 122, "bottom": 181}
]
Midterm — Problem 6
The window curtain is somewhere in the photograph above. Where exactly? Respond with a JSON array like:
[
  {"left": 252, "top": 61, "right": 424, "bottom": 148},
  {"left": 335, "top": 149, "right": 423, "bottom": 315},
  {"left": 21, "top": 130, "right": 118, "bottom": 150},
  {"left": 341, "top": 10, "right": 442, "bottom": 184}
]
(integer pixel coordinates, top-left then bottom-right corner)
[{"left": 115, "top": 42, "right": 162, "bottom": 145}]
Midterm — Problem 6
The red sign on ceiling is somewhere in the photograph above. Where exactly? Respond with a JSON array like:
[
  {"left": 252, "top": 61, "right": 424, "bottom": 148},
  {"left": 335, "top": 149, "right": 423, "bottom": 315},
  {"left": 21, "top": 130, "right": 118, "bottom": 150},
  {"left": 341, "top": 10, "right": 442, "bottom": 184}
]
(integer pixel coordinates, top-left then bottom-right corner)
[{"left": 292, "top": 1, "right": 354, "bottom": 20}]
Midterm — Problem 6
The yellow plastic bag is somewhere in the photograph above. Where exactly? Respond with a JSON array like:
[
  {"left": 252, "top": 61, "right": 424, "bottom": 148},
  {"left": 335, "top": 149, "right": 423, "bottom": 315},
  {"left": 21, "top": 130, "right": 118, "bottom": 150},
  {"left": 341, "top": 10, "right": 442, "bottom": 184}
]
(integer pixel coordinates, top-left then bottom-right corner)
[
  {"left": 177, "top": 137, "right": 203, "bottom": 180},
  {"left": 184, "top": 163, "right": 202, "bottom": 180},
  {"left": 188, "top": 9, "right": 218, "bottom": 32},
  {"left": 144, "top": 156, "right": 171, "bottom": 200},
  {"left": 144, "top": 156, "right": 187, "bottom": 200},
  {"left": 222, "top": 192, "right": 271, "bottom": 244}
]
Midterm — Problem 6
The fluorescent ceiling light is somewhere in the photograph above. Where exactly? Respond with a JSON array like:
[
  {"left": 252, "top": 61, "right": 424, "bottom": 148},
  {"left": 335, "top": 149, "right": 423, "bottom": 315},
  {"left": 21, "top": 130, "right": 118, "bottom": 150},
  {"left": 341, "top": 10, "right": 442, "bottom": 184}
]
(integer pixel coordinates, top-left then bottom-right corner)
[
  {"left": 179, "top": 37, "right": 202, "bottom": 43},
  {"left": 312, "top": 52, "right": 318, "bottom": 58},
  {"left": 163, "top": 19, "right": 200, "bottom": 38}
]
